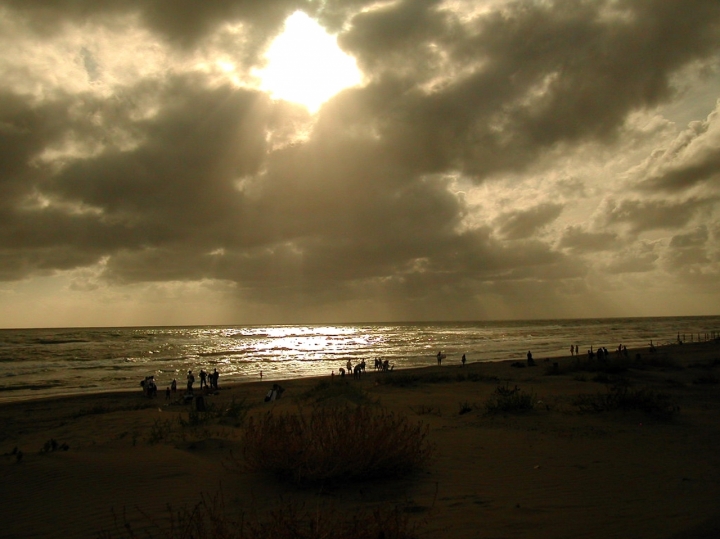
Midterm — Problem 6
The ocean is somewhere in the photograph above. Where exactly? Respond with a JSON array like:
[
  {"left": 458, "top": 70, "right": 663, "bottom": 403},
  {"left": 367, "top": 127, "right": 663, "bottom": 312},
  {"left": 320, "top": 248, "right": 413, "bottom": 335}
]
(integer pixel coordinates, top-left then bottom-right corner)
[{"left": 1, "top": 316, "right": 718, "bottom": 402}]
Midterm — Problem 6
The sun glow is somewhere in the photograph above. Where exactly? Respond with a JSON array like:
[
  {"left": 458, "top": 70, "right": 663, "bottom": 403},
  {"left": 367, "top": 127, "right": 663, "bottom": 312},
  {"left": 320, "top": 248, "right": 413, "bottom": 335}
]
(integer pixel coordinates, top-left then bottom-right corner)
[{"left": 255, "top": 11, "right": 362, "bottom": 113}]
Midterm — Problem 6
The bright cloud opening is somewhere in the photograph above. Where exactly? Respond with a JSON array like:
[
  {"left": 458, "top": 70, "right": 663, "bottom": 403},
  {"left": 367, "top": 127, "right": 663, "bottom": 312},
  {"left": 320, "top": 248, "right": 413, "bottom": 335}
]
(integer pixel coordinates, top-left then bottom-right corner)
[{"left": 254, "top": 11, "right": 363, "bottom": 113}]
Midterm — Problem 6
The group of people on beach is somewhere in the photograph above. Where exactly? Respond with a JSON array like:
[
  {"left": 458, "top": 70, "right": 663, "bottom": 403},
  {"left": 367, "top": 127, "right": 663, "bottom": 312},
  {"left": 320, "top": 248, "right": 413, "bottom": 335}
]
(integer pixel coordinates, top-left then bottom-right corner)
[
  {"left": 140, "top": 375, "right": 158, "bottom": 397},
  {"left": 334, "top": 357, "right": 394, "bottom": 380},
  {"left": 140, "top": 367, "right": 220, "bottom": 399},
  {"left": 333, "top": 352, "right": 471, "bottom": 380},
  {"left": 185, "top": 368, "right": 220, "bottom": 394},
  {"left": 336, "top": 359, "right": 367, "bottom": 379},
  {"left": 438, "top": 352, "right": 467, "bottom": 367}
]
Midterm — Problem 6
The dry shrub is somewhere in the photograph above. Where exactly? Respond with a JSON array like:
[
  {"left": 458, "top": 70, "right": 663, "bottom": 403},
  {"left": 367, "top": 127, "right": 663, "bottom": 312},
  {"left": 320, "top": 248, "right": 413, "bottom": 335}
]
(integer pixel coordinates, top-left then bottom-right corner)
[
  {"left": 633, "top": 353, "right": 681, "bottom": 370},
  {"left": 99, "top": 493, "right": 421, "bottom": 539},
  {"left": 573, "top": 385, "right": 678, "bottom": 418},
  {"left": 377, "top": 372, "right": 452, "bottom": 387},
  {"left": 240, "top": 502, "right": 420, "bottom": 539},
  {"left": 302, "top": 380, "right": 371, "bottom": 405},
  {"left": 564, "top": 356, "right": 630, "bottom": 375},
  {"left": 693, "top": 372, "right": 720, "bottom": 384},
  {"left": 241, "top": 404, "right": 432, "bottom": 484},
  {"left": 484, "top": 383, "right": 536, "bottom": 414}
]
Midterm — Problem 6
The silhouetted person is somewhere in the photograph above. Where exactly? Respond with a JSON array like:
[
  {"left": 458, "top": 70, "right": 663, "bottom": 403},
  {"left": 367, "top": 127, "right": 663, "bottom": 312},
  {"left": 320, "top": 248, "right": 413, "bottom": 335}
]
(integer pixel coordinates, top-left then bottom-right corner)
[{"left": 461, "top": 353, "right": 466, "bottom": 367}]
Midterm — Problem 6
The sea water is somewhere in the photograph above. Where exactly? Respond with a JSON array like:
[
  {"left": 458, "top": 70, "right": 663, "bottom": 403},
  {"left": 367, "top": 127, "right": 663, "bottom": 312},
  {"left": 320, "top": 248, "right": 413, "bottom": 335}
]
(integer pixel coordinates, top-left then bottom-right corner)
[{"left": 0, "top": 316, "right": 718, "bottom": 402}]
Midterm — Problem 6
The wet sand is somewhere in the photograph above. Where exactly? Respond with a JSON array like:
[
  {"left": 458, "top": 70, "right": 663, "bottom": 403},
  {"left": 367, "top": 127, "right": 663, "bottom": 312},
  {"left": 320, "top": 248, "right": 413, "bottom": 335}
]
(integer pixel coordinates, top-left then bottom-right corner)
[{"left": 1, "top": 341, "right": 719, "bottom": 538}]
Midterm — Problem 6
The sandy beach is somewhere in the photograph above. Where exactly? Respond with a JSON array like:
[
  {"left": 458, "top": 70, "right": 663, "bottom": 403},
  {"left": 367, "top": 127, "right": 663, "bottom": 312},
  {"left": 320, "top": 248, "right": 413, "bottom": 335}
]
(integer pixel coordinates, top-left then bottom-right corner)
[{"left": 1, "top": 341, "right": 720, "bottom": 538}]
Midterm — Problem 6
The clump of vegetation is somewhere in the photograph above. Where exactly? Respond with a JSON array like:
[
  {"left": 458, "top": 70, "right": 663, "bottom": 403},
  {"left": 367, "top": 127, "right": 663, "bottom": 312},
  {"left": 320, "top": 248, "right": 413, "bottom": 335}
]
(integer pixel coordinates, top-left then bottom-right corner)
[
  {"left": 376, "top": 372, "right": 453, "bottom": 387},
  {"left": 562, "top": 356, "right": 631, "bottom": 375},
  {"left": 241, "top": 404, "right": 433, "bottom": 484},
  {"left": 177, "top": 397, "right": 251, "bottom": 429},
  {"left": 456, "top": 373, "right": 500, "bottom": 383},
  {"left": 484, "top": 384, "right": 536, "bottom": 414},
  {"left": 71, "top": 401, "right": 155, "bottom": 419},
  {"left": 688, "top": 358, "right": 720, "bottom": 369},
  {"left": 40, "top": 439, "right": 69, "bottom": 453},
  {"left": 604, "top": 376, "right": 632, "bottom": 387},
  {"left": 458, "top": 401, "right": 473, "bottom": 415},
  {"left": 302, "top": 380, "right": 372, "bottom": 406},
  {"left": 692, "top": 372, "right": 720, "bottom": 385},
  {"left": 544, "top": 362, "right": 561, "bottom": 376},
  {"left": 633, "top": 353, "right": 681, "bottom": 370},
  {"left": 146, "top": 419, "right": 175, "bottom": 444},
  {"left": 410, "top": 404, "right": 441, "bottom": 416},
  {"left": 99, "top": 493, "right": 422, "bottom": 539},
  {"left": 237, "top": 503, "right": 420, "bottom": 539},
  {"left": 178, "top": 408, "right": 216, "bottom": 428},
  {"left": 573, "top": 385, "right": 678, "bottom": 418},
  {"left": 144, "top": 397, "right": 250, "bottom": 444}
]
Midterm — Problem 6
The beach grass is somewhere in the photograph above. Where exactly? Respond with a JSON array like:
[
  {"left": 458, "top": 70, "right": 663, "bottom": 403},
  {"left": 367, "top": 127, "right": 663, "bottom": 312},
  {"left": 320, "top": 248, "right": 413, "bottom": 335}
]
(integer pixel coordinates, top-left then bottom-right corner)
[
  {"left": 240, "top": 403, "right": 432, "bottom": 485},
  {"left": 98, "top": 492, "right": 422, "bottom": 539}
]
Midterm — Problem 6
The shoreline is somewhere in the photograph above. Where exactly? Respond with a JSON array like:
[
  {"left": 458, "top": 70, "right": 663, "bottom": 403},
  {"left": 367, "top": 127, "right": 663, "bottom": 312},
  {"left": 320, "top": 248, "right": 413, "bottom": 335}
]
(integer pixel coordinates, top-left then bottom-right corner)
[
  {"left": 0, "top": 339, "right": 704, "bottom": 406},
  {"left": 3, "top": 316, "right": 718, "bottom": 406},
  {"left": 1, "top": 339, "right": 719, "bottom": 538}
]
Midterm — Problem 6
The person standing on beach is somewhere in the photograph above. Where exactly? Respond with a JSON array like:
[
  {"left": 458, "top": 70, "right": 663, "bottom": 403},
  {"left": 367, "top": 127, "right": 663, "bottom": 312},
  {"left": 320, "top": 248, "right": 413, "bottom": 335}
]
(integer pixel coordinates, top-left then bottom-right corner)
[
  {"left": 199, "top": 369, "right": 207, "bottom": 389},
  {"left": 186, "top": 370, "right": 195, "bottom": 394},
  {"left": 570, "top": 345, "right": 574, "bottom": 356},
  {"left": 462, "top": 353, "right": 466, "bottom": 367}
]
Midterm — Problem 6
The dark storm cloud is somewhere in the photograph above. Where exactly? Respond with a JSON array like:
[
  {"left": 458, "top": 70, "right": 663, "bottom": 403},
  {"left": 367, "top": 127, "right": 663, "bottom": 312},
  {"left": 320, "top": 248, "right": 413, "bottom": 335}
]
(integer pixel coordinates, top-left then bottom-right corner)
[
  {"left": 338, "top": 0, "right": 451, "bottom": 77},
  {"left": 48, "top": 77, "right": 271, "bottom": 237},
  {"left": 602, "top": 197, "right": 718, "bottom": 234},
  {"left": 604, "top": 243, "right": 659, "bottom": 274},
  {"left": 494, "top": 202, "right": 563, "bottom": 240},
  {"left": 0, "top": 91, "right": 72, "bottom": 195},
  {"left": 558, "top": 226, "right": 619, "bottom": 253},
  {"left": 664, "top": 226, "right": 714, "bottom": 274},
  {"left": 1, "top": 0, "right": 302, "bottom": 47},
  {"left": 1, "top": 0, "right": 720, "bottom": 320},
  {"left": 0, "top": 76, "right": 283, "bottom": 279},
  {"left": 647, "top": 152, "right": 720, "bottom": 192},
  {"left": 636, "top": 107, "right": 720, "bottom": 192},
  {"left": 334, "top": 0, "right": 720, "bottom": 179}
]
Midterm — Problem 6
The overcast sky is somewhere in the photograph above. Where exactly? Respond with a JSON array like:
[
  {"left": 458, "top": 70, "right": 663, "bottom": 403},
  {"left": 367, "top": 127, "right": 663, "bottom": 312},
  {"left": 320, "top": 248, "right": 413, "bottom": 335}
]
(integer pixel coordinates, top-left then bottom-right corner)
[{"left": 1, "top": 0, "right": 719, "bottom": 328}]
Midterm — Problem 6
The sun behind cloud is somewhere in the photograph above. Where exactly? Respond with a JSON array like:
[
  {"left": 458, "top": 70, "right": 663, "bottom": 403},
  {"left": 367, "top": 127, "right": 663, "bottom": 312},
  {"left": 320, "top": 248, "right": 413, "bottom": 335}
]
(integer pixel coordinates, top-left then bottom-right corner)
[{"left": 254, "top": 11, "right": 362, "bottom": 113}]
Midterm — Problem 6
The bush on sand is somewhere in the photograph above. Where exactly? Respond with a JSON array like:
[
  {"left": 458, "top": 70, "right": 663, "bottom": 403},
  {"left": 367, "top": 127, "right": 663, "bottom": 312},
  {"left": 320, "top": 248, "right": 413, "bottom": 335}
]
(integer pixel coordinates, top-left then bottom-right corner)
[
  {"left": 241, "top": 404, "right": 433, "bottom": 485},
  {"left": 573, "top": 385, "right": 678, "bottom": 418},
  {"left": 484, "top": 383, "right": 536, "bottom": 414}
]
